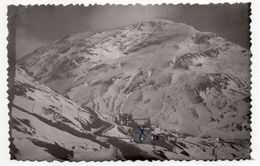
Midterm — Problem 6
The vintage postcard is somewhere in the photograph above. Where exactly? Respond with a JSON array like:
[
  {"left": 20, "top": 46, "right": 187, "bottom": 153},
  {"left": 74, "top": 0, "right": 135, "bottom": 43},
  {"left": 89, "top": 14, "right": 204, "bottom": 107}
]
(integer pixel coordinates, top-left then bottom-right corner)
[{"left": 8, "top": 4, "right": 251, "bottom": 161}]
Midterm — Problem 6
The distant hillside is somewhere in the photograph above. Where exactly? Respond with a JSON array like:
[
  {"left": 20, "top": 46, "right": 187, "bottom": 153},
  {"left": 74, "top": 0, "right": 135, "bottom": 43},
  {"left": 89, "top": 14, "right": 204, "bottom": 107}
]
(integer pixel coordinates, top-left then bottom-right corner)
[{"left": 10, "top": 67, "right": 113, "bottom": 160}]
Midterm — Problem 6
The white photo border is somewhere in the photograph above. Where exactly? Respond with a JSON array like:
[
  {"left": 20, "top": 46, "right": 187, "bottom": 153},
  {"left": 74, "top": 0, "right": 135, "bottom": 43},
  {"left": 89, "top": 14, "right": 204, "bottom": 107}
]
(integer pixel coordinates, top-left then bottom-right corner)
[{"left": 0, "top": 0, "right": 259, "bottom": 166}]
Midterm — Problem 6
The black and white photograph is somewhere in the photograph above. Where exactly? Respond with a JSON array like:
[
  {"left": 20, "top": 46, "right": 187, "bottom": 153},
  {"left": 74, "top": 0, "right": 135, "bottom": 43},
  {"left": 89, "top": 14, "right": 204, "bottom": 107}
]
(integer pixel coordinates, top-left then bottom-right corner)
[{"left": 7, "top": 4, "right": 252, "bottom": 161}]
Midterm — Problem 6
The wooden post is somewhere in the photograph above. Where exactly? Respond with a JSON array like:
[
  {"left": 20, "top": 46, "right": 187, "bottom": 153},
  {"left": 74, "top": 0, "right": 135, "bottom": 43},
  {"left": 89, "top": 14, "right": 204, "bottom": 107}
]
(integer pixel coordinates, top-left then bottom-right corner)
[{"left": 173, "top": 137, "right": 177, "bottom": 153}]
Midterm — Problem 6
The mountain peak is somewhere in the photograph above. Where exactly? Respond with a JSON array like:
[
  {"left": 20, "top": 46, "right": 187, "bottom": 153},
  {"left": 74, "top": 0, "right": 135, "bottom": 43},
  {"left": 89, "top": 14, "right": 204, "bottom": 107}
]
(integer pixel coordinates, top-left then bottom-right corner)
[
  {"left": 139, "top": 18, "right": 174, "bottom": 24},
  {"left": 18, "top": 17, "right": 251, "bottom": 141},
  {"left": 128, "top": 19, "right": 181, "bottom": 31}
]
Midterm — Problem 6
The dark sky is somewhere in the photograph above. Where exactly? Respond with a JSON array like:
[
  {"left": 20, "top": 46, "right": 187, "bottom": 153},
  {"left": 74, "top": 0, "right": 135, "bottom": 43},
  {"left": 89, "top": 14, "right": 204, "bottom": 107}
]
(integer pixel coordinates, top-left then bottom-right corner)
[{"left": 12, "top": 4, "right": 251, "bottom": 59}]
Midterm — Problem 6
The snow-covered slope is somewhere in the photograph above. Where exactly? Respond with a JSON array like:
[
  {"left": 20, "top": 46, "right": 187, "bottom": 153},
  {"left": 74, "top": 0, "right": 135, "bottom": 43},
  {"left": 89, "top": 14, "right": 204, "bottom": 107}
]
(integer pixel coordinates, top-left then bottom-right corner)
[
  {"left": 10, "top": 67, "right": 114, "bottom": 160},
  {"left": 19, "top": 19, "right": 197, "bottom": 93},
  {"left": 18, "top": 19, "right": 251, "bottom": 140}
]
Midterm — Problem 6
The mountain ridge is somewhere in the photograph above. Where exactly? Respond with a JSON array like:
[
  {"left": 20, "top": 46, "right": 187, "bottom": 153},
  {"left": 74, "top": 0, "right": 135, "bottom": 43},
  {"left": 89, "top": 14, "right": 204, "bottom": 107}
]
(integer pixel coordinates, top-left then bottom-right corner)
[{"left": 18, "top": 19, "right": 251, "bottom": 139}]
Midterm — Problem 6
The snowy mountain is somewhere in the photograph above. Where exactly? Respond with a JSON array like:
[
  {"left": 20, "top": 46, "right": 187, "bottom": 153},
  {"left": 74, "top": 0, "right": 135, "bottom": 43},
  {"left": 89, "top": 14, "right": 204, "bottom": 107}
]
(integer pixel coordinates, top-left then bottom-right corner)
[
  {"left": 18, "top": 19, "right": 251, "bottom": 142},
  {"left": 10, "top": 67, "right": 115, "bottom": 160}
]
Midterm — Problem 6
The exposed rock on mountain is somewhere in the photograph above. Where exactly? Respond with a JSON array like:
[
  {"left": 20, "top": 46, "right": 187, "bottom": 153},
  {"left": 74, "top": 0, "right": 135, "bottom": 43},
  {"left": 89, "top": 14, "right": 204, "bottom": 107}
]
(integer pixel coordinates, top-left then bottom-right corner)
[
  {"left": 18, "top": 19, "right": 251, "bottom": 140},
  {"left": 11, "top": 67, "right": 113, "bottom": 160}
]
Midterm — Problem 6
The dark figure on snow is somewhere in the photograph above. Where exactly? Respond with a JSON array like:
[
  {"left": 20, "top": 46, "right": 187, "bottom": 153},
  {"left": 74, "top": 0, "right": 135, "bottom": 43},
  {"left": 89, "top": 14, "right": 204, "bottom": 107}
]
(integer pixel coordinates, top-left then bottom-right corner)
[{"left": 138, "top": 126, "right": 146, "bottom": 140}]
